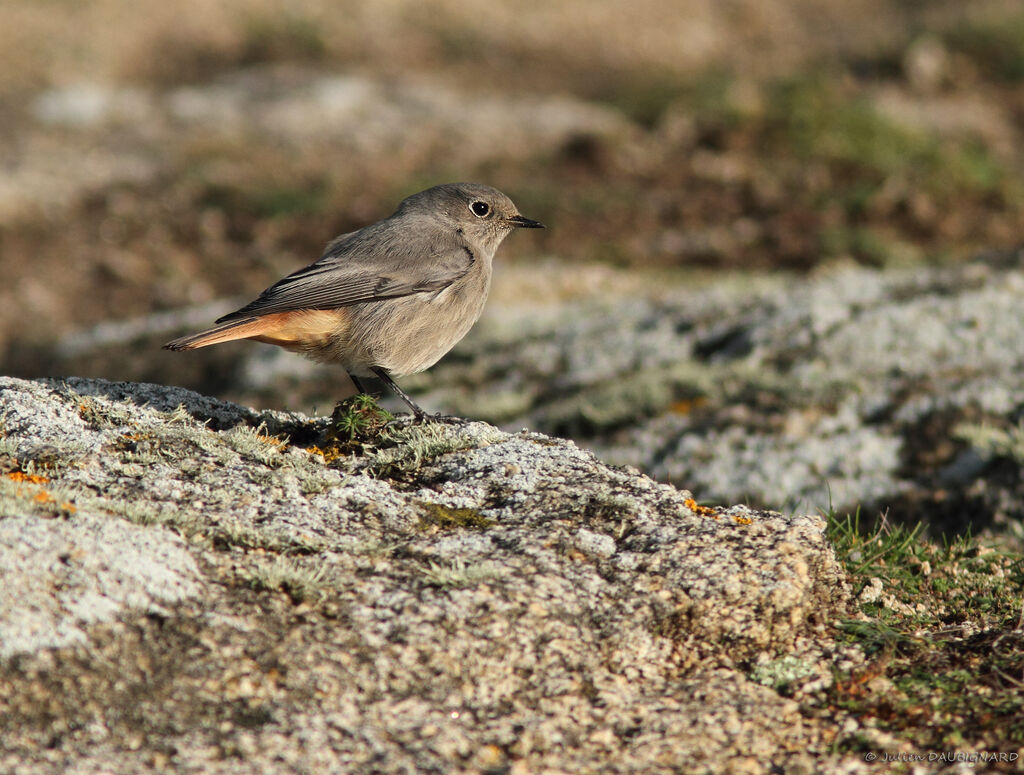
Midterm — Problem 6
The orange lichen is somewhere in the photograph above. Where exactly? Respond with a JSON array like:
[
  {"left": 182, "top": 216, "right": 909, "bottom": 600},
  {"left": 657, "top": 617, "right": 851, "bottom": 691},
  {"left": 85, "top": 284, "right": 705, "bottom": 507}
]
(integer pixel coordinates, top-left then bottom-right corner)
[
  {"left": 7, "top": 471, "right": 50, "bottom": 484},
  {"left": 684, "top": 497, "right": 719, "bottom": 518},
  {"left": 306, "top": 444, "right": 344, "bottom": 464},
  {"left": 7, "top": 472, "right": 75, "bottom": 513},
  {"left": 733, "top": 515, "right": 754, "bottom": 526},
  {"left": 669, "top": 397, "right": 708, "bottom": 415}
]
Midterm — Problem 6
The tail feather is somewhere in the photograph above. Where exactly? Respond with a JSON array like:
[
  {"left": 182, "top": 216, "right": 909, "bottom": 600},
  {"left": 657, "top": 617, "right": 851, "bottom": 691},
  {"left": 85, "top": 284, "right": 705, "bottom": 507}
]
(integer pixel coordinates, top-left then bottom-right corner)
[
  {"left": 163, "top": 318, "right": 266, "bottom": 351},
  {"left": 163, "top": 309, "right": 348, "bottom": 351}
]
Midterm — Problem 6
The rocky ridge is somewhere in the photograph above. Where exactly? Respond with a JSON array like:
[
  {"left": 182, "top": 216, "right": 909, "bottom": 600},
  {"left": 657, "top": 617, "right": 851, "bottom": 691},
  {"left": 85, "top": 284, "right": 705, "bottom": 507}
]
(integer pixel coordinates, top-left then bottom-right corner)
[{"left": 0, "top": 375, "right": 852, "bottom": 774}]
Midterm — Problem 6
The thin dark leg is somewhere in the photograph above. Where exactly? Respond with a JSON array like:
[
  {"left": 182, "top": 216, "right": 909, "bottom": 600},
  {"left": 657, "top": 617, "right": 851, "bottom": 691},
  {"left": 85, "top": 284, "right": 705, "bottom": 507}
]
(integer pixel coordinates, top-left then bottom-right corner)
[
  {"left": 348, "top": 373, "right": 370, "bottom": 395},
  {"left": 370, "top": 367, "right": 427, "bottom": 419}
]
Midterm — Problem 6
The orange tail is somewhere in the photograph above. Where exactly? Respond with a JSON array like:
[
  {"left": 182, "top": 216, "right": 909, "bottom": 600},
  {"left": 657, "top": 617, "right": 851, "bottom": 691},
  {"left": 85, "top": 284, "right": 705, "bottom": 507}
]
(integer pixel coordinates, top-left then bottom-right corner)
[
  {"left": 163, "top": 309, "right": 348, "bottom": 351},
  {"left": 163, "top": 318, "right": 270, "bottom": 351}
]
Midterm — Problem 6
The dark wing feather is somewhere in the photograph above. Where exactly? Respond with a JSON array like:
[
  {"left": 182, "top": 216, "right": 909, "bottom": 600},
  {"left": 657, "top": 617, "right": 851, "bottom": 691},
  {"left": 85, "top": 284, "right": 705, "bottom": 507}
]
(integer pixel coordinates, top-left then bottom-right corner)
[{"left": 216, "top": 218, "right": 474, "bottom": 324}]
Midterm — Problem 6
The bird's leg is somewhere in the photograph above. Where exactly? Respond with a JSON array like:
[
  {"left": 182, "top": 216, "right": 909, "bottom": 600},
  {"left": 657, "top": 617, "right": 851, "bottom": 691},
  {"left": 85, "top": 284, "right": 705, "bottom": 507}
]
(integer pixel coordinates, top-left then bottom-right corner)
[
  {"left": 370, "top": 367, "right": 428, "bottom": 420},
  {"left": 347, "top": 372, "right": 371, "bottom": 396}
]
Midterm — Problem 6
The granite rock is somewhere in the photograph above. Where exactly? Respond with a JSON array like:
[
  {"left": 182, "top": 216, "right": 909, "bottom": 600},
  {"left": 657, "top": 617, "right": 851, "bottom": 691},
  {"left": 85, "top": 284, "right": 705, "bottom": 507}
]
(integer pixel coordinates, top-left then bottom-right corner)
[{"left": 0, "top": 376, "right": 851, "bottom": 774}]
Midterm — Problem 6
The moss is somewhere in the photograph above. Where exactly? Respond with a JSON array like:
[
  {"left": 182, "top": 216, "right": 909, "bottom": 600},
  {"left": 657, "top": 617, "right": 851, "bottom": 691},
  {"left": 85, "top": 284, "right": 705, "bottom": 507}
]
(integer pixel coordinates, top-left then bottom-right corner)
[
  {"left": 417, "top": 502, "right": 494, "bottom": 532},
  {"left": 209, "top": 521, "right": 299, "bottom": 553},
  {"left": 300, "top": 394, "right": 396, "bottom": 465},
  {"left": 328, "top": 394, "right": 394, "bottom": 445},
  {"left": 297, "top": 473, "right": 333, "bottom": 495}
]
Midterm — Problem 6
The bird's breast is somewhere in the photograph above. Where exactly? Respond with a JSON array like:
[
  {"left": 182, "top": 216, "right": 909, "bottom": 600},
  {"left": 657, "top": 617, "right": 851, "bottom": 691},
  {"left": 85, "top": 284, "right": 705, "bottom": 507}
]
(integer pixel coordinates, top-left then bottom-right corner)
[{"left": 345, "top": 266, "right": 492, "bottom": 376}]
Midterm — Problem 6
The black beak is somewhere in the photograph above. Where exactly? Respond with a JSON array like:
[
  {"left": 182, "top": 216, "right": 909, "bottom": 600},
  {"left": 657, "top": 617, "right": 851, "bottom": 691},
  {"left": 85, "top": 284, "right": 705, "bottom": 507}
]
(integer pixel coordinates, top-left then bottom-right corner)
[{"left": 508, "top": 214, "right": 545, "bottom": 229}]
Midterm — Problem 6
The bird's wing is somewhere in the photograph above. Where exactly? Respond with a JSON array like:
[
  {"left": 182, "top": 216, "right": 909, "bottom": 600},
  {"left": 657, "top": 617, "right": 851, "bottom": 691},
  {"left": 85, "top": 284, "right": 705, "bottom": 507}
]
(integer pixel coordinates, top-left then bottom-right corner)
[{"left": 216, "top": 223, "right": 475, "bottom": 324}]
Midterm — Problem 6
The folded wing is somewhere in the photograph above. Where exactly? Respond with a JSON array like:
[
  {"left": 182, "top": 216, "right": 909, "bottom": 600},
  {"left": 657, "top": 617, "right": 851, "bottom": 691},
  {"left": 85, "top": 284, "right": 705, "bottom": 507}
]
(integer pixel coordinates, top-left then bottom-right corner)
[{"left": 164, "top": 221, "right": 475, "bottom": 351}]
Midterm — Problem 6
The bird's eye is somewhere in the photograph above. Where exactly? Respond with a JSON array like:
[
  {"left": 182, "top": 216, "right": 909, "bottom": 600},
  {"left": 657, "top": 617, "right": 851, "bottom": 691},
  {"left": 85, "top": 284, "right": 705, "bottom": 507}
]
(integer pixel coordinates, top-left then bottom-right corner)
[{"left": 470, "top": 201, "right": 490, "bottom": 217}]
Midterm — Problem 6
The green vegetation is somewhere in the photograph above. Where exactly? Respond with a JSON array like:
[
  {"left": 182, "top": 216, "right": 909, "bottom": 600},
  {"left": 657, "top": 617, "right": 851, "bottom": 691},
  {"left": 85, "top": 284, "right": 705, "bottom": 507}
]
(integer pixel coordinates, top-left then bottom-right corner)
[
  {"left": 565, "top": 65, "right": 1019, "bottom": 268},
  {"left": 596, "top": 72, "right": 690, "bottom": 128},
  {"left": 249, "top": 180, "right": 330, "bottom": 219},
  {"left": 329, "top": 393, "right": 394, "bottom": 444},
  {"left": 196, "top": 173, "right": 331, "bottom": 220},
  {"left": 822, "top": 510, "right": 1024, "bottom": 749},
  {"left": 944, "top": 14, "right": 1024, "bottom": 83},
  {"left": 767, "top": 77, "right": 1007, "bottom": 198}
]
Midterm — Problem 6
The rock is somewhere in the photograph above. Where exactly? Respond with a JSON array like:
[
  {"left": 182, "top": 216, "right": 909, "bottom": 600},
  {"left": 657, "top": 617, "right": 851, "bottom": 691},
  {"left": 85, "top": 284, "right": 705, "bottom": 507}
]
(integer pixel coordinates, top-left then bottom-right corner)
[
  {"left": 0, "top": 513, "right": 201, "bottom": 659},
  {"left": 0, "top": 376, "right": 849, "bottom": 773},
  {"left": 420, "top": 257, "right": 1024, "bottom": 534}
]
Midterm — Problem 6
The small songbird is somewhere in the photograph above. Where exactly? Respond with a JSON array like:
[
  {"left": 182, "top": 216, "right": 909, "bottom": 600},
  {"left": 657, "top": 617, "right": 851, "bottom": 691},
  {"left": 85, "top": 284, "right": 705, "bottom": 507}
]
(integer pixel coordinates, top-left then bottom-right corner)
[{"left": 164, "top": 183, "right": 544, "bottom": 418}]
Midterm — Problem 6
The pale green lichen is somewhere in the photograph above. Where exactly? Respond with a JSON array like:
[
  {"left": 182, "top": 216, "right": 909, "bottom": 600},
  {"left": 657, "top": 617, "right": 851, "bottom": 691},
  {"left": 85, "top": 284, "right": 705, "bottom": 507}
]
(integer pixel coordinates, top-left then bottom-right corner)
[
  {"left": 749, "top": 655, "right": 819, "bottom": 690},
  {"left": 223, "top": 423, "right": 289, "bottom": 466},
  {"left": 367, "top": 423, "right": 504, "bottom": 478},
  {"left": 420, "top": 558, "right": 504, "bottom": 589},
  {"left": 247, "top": 555, "right": 331, "bottom": 602}
]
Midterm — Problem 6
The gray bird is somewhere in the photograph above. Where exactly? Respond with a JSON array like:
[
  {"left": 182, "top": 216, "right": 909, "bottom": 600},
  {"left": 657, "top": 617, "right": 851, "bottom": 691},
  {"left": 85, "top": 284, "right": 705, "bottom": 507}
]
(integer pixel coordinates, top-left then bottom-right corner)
[{"left": 164, "top": 183, "right": 544, "bottom": 417}]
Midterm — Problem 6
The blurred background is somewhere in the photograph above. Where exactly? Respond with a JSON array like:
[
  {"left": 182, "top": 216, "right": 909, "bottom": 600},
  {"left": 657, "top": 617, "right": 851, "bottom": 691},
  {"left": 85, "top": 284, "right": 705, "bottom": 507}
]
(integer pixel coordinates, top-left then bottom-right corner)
[{"left": 3, "top": 0, "right": 1024, "bottom": 532}]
